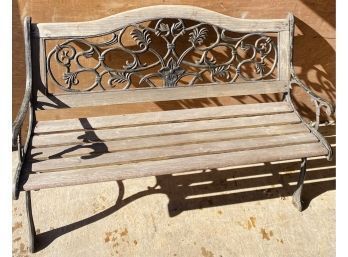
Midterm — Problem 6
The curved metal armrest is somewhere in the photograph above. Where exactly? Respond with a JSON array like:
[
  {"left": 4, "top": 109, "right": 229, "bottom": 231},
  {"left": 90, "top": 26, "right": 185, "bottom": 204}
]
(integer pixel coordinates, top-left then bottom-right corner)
[
  {"left": 290, "top": 69, "right": 335, "bottom": 130},
  {"left": 12, "top": 86, "right": 31, "bottom": 147},
  {"left": 13, "top": 16, "right": 33, "bottom": 148}
]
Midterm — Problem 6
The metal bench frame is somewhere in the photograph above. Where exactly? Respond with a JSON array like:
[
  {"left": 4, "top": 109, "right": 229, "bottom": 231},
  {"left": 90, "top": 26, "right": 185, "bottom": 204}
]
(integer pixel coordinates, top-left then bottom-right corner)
[{"left": 12, "top": 6, "right": 333, "bottom": 253}]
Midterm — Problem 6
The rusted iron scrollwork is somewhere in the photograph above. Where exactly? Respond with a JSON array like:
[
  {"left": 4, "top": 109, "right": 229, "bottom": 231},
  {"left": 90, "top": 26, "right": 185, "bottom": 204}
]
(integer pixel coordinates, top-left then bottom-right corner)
[{"left": 46, "top": 19, "right": 278, "bottom": 92}]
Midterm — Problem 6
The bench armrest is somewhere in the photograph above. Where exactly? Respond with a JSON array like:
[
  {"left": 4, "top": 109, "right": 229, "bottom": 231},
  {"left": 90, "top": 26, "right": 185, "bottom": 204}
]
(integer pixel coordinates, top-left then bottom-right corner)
[
  {"left": 13, "top": 16, "right": 33, "bottom": 148},
  {"left": 289, "top": 68, "right": 335, "bottom": 130},
  {"left": 12, "top": 86, "right": 32, "bottom": 147}
]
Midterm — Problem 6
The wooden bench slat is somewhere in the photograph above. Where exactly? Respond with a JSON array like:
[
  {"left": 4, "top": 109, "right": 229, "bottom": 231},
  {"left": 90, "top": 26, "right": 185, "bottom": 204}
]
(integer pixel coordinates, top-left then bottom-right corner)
[
  {"left": 27, "top": 133, "right": 318, "bottom": 173},
  {"left": 31, "top": 112, "right": 301, "bottom": 147},
  {"left": 35, "top": 102, "right": 292, "bottom": 134},
  {"left": 36, "top": 81, "right": 287, "bottom": 109},
  {"left": 22, "top": 142, "right": 328, "bottom": 191},
  {"left": 34, "top": 5, "right": 289, "bottom": 38},
  {"left": 29, "top": 123, "right": 309, "bottom": 160}
]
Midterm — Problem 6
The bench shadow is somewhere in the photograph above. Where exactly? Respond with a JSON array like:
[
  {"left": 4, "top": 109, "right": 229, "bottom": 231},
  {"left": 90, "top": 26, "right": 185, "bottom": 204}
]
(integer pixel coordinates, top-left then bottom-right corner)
[
  {"left": 46, "top": 118, "right": 109, "bottom": 160},
  {"left": 13, "top": 7, "right": 335, "bottom": 252},
  {"left": 34, "top": 126, "right": 335, "bottom": 252}
]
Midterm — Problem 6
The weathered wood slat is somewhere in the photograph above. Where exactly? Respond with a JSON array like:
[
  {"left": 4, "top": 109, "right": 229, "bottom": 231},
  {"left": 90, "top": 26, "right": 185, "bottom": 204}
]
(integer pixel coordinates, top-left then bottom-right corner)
[
  {"left": 22, "top": 142, "right": 328, "bottom": 191},
  {"left": 27, "top": 133, "right": 318, "bottom": 173},
  {"left": 35, "top": 81, "right": 287, "bottom": 109},
  {"left": 33, "top": 5, "right": 289, "bottom": 38},
  {"left": 30, "top": 123, "right": 309, "bottom": 160},
  {"left": 35, "top": 102, "right": 292, "bottom": 134},
  {"left": 278, "top": 30, "right": 291, "bottom": 81},
  {"left": 31, "top": 112, "right": 301, "bottom": 147}
]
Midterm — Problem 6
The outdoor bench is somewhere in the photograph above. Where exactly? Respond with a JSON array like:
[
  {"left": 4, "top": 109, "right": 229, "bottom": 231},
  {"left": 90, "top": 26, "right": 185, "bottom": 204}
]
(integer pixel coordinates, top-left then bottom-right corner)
[{"left": 12, "top": 5, "right": 334, "bottom": 253}]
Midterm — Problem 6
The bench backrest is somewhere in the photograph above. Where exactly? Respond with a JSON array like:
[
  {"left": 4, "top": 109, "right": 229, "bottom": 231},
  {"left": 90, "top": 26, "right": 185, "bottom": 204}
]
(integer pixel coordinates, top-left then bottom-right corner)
[{"left": 26, "top": 5, "right": 294, "bottom": 111}]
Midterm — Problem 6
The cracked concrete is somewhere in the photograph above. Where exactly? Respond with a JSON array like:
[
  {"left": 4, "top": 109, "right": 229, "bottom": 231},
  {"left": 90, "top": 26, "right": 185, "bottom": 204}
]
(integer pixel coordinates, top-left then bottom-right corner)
[{"left": 12, "top": 125, "right": 335, "bottom": 257}]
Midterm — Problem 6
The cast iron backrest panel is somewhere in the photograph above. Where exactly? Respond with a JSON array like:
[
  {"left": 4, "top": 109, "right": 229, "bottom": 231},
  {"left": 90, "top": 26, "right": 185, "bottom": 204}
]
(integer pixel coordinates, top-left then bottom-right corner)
[
  {"left": 44, "top": 20, "right": 279, "bottom": 92},
  {"left": 29, "top": 5, "right": 293, "bottom": 108}
]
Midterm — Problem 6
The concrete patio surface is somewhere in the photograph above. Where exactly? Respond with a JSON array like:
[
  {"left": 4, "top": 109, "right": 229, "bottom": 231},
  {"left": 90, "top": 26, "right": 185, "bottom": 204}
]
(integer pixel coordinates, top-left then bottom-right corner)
[{"left": 12, "top": 125, "right": 336, "bottom": 257}]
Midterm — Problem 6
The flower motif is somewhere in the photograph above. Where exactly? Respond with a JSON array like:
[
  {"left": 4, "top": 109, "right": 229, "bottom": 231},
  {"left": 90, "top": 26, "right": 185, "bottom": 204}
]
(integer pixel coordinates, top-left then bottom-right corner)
[
  {"left": 155, "top": 23, "right": 170, "bottom": 36},
  {"left": 159, "top": 58, "right": 185, "bottom": 87}
]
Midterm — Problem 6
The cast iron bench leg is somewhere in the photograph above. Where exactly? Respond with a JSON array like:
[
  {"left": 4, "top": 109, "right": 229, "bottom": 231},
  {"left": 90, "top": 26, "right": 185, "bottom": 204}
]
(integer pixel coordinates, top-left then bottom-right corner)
[
  {"left": 25, "top": 191, "right": 36, "bottom": 253},
  {"left": 292, "top": 158, "right": 307, "bottom": 212}
]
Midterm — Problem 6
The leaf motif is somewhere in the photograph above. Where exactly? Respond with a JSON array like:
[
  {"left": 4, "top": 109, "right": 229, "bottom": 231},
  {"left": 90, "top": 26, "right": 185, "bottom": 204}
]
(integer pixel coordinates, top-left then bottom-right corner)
[
  {"left": 255, "top": 62, "right": 266, "bottom": 74},
  {"left": 211, "top": 65, "right": 231, "bottom": 79},
  {"left": 63, "top": 72, "right": 79, "bottom": 86},
  {"left": 173, "top": 21, "right": 183, "bottom": 30},
  {"left": 108, "top": 72, "right": 131, "bottom": 87},
  {"left": 155, "top": 23, "right": 170, "bottom": 36},
  {"left": 167, "top": 58, "right": 177, "bottom": 70},
  {"left": 130, "top": 29, "right": 151, "bottom": 48},
  {"left": 83, "top": 47, "right": 95, "bottom": 58},
  {"left": 160, "top": 23, "right": 169, "bottom": 31},
  {"left": 97, "top": 33, "right": 119, "bottom": 47},
  {"left": 160, "top": 23, "right": 170, "bottom": 32},
  {"left": 189, "top": 28, "right": 208, "bottom": 45},
  {"left": 123, "top": 60, "right": 137, "bottom": 70},
  {"left": 173, "top": 21, "right": 184, "bottom": 31}
]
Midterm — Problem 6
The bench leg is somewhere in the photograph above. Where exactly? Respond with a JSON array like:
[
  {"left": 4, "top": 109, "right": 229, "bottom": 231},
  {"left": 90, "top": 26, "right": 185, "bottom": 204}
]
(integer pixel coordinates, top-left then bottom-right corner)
[
  {"left": 25, "top": 191, "right": 36, "bottom": 253},
  {"left": 292, "top": 158, "right": 307, "bottom": 212}
]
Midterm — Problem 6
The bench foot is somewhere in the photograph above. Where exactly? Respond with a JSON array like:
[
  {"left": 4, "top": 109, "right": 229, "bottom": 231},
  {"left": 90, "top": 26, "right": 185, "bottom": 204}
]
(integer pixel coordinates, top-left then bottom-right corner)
[
  {"left": 25, "top": 191, "right": 36, "bottom": 253},
  {"left": 292, "top": 158, "right": 307, "bottom": 212}
]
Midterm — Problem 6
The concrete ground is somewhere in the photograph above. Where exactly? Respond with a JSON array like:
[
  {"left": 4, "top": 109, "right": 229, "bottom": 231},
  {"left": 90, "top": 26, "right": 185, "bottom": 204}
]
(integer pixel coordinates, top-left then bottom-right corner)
[{"left": 12, "top": 125, "right": 336, "bottom": 257}]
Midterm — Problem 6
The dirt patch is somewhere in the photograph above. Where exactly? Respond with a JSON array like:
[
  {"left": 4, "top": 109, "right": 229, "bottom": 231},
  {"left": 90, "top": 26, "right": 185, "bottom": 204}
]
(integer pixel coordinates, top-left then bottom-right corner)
[
  {"left": 276, "top": 238, "right": 284, "bottom": 244},
  {"left": 201, "top": 247, "right": 214, "bottom": 257},
  {"left": 248, "top": 217, "right": 256, "bottom": 229},
  {"left": 12, "top": 222, "right": 23, "bottom": 232},
  {"left": 104, "top": 228, "right": 137, "bottom": 256},
  {"left": 13, "top": 237, "right": 21, "bottom": 242},
  {"left": 120, "top": 228, "right": 128, "bottom": 237},
  {"left": 260, "top": 228, "right": 273, "bottom": 240},
  {"left": 93, "top": 195, "right": 107, "bottom": 214},
  {"left": 19, "top": 242, "right": 28, "bottom": 255},
  {"left": 237, "top": 217, "right": 257, "bottom": 230}
]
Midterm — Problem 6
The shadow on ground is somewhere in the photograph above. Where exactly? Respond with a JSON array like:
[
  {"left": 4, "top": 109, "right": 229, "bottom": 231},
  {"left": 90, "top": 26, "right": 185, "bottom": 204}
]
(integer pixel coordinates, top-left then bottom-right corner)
[{"left": 33, "top": 125, "right": 335, "bottom": 252}]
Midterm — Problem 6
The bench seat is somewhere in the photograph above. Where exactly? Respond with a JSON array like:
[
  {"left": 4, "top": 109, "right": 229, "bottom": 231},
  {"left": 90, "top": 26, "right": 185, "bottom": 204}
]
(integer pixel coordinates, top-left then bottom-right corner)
[{"left": 20, "top": 102, "right": 327, "bottom": 191}]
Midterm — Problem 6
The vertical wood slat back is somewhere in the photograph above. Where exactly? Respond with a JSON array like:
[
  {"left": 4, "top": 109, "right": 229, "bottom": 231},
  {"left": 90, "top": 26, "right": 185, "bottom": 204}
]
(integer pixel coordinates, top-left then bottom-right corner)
[{"left": 29, "top": 5, "right": 293, "bottom": 109}]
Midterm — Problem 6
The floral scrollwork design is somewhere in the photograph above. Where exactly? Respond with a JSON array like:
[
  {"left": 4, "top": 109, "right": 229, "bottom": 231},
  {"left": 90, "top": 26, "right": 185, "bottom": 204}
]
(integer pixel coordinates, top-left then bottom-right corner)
[
  {"left": 46, "top": 19, "right": 278, "bottom": 92},
  {"left": 159, "top": 58, "right": 185, "bottom": 87}
]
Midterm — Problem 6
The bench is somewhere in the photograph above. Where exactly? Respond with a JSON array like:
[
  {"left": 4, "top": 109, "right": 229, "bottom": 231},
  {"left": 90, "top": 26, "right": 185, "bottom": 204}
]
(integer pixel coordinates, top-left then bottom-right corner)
[{"left": 12, "top": 5, "right": 334, "bottom": 252}]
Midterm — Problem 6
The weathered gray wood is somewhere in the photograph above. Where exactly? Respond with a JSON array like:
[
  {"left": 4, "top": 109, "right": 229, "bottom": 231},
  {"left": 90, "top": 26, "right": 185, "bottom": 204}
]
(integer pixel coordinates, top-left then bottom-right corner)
[
  {"left": 33, "top": 5, "right": 289, "bottom": 38},
  {"left": 27, "top": 133, "right": 318, "bottom": 173},
  {"left": 30, "top": 123, "right": 309, "bottom": 160},
  {"left": 31, "top": 112, "right": 301, "bottom": 147},
  {"left": 39, "top": 38, "right": 48, "bottom": 94},
  {"left": 22, "top": 142, "right": 328, "bottom": 191},
  {"left": 35, "top": 102, "right": 292, "bottom": 134},
  {"left": 35, "top": 81, "right": 288, "bottom": 109}
]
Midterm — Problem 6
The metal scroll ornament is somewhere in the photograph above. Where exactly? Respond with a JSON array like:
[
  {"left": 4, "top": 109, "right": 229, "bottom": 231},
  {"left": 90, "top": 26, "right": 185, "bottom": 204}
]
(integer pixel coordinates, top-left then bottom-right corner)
[{"left": 47, "top": 19, "right": 278, "bottom": 92}]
